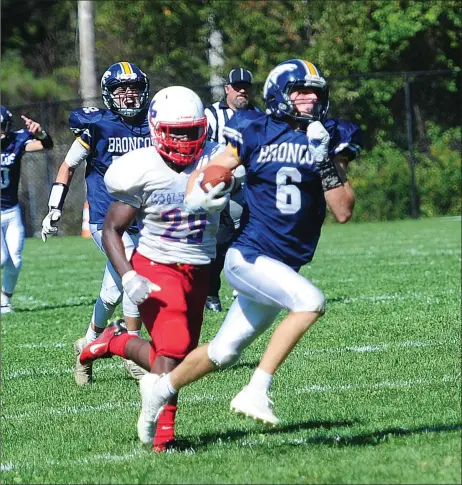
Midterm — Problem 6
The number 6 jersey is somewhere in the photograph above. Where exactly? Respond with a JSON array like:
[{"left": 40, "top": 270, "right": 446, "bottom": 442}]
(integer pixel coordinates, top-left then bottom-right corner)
[
  {"left": 104, "top": 141, "right": 225, "bottom": 265},
  {"left": 223, "top": 110, "right": 362, "bottom": 271}
]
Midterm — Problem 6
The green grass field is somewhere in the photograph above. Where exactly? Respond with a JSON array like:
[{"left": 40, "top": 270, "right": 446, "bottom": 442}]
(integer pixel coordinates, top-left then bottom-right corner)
[{"left": 2, "top": 217, "right": 461, "bottom": 484}]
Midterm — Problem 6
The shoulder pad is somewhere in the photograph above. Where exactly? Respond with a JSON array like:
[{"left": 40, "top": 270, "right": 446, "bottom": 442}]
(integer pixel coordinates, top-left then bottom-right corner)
[
  {"left": 69, "top": 107, "right": 107, "bottom": 135},
  {"left": 226, "top": 110, "right": 265, "bottom": 133}
]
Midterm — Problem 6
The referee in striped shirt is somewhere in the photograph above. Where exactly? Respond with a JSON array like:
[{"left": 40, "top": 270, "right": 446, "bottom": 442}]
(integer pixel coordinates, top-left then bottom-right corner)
[{"left": 204, "top": 68, "right": 259, "bottom": 312}]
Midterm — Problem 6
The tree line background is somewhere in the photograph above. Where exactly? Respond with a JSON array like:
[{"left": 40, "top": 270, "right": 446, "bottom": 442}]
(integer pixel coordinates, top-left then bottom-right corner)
[{"left": 1, "top": 0, "right": 460, "bottom": 236}]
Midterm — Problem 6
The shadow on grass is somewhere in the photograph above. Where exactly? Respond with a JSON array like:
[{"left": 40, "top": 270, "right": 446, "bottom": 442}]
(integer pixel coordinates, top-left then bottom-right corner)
[
  {"left": 10, "top": 300, "right": 97, "bottom": 313},
  {"left": 170, "top": 421, "right": 462, "bottom": 452},
  {"left": 171, "top": 418, "right": 357, "bottom": 451}
]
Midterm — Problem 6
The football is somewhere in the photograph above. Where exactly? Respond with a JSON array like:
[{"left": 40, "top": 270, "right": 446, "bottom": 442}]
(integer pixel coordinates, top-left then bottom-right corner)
[{"left": 200, "top": 165, "right": 234, "bottom": 195}]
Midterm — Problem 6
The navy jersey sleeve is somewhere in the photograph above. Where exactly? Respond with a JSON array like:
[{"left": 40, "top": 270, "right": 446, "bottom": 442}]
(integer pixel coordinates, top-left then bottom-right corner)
[
  {"left": 16, "top": 129, "right": 35, "bottom": 148},
  {"left": 69, "top": 107, "right": 105, "bottom": 150},
  {"left": 325, "top": 118, "right": 363, "bottom": 162},
  {"left": 222, "top": 110, "right": 265, "bottom": 166}
]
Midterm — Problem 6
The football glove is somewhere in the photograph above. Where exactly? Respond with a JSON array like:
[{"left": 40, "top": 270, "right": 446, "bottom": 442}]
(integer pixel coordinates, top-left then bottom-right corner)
[
  {"left": 122, "top": 270, "right": 161, "bottom": 306},
  {"left": 307, "top": 121, "right": 343, "bottom": 191},
  {"left": 184, "top": 173, "right": 231, "bottom": 214},
  {"left": 41, "top": 209, "right": 62, "bottom": 242}
]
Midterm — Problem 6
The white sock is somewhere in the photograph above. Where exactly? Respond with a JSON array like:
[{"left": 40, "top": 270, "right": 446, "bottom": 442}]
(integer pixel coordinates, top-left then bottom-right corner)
[
  {"left": 128, "top": 330, "right": 141, "bottom": 337},
  {"left": 85, "top": 324, "right": 102, "bottom": 343},
  {"left": 248, "top": 368, "right": 273, "bottom": 394},
  {"left": 157, "top": 373, "right": 177, "bottom": 401}
]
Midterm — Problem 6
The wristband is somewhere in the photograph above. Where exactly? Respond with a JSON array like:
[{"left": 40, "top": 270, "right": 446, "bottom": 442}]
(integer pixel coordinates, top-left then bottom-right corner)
[
  {"left": 48, "top": 183, "right": 69, "bottom": 210},
  {"left": 36, "top": 130, "right": 54, "bottom": 148},
  {"left": 317, "top": 160, "right": 345, "bottom": 192}
]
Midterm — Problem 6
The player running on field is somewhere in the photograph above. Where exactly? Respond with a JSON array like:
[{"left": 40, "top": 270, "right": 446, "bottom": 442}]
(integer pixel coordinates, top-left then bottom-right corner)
[
  {"left": 80, "top": 58, "right": 361, "bottom": 439},
  {"left": 108, "top": 58, "right": 361, "bottom": 435},
  {"left": 79, "top": 86, "right": 230, "bottom": 452},
  {"left": 41, "top": 62, "right": 151, "bottom": 384}
]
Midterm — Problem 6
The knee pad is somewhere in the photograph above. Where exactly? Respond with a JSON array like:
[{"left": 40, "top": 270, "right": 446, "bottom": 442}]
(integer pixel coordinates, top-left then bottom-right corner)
[
  {"left": 207, "top": 338, "right": 241, "bottom": 369},
  {"left": 293, "top": 287, "right": 326, "bottom": 314}
]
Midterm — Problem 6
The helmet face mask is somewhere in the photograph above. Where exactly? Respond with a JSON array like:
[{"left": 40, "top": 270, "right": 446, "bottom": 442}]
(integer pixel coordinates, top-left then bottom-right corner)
[
  {"left": 101, "top": 62, "right": 150, "bottom": 118},
  {"left": 149, "top": 86, "right": 207, "bottom": 166},
  {"left": 263, "top": 59, "right": 329, "bottom": 127},
  {"left": 1, "top": 106, "right": 13, "bottom": 139}
]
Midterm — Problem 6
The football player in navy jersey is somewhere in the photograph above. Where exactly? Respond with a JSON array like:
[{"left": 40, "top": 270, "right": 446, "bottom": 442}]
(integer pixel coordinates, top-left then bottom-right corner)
[
  {"left": 41, "top": 62, "right": 151, "bottom": 385},
  {"left": 129, "top": 58, "right": 362, "bottom": 430},
  {"left": 1, "top": 106, "right": 54, "bottom": 314}
]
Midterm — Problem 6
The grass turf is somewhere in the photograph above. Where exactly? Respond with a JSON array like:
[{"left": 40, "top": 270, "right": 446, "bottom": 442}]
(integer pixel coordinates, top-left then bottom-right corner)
[{"left": 1, "top": 217, "right": 461, "bottom": 484}]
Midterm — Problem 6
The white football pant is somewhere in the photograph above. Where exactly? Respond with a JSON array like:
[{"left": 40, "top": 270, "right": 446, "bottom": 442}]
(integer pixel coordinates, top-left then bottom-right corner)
[
  {"left": 90, "top": 224, "right": 140, "bottom": 328},
  {"left": 1, "top": 205, "right": 25, "bottom": 295},
  {"left": 208, "top": 247, "right": 325, "bottom": 368}
]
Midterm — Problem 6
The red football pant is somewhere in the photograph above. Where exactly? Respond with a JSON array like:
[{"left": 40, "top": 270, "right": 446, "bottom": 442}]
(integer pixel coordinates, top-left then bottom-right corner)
[{"left": 132, "top": 251, "right": 210, "bottom": 360}]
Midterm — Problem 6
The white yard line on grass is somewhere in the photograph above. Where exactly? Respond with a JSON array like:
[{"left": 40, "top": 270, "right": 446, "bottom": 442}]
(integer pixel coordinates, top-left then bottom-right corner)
[
  {"left": 9, "top": 336, "right": 459, "bottom": 354},
  {"left": 5, "top": 361, "right": 124, "bottom": 379},
  {"left": 303, "top": 338, "right": 459, "bottom": 356},
  {"left": 4, "top": 338, "right": 458, "bottom": 380},
  {"left": 3, "top": 374, "right": 459, "bottom": 422}
]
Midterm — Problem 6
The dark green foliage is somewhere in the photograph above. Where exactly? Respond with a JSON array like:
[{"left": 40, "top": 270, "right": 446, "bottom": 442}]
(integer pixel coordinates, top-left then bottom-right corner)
[{"left": 2, "top": 0, "right": 460, "bottom": 221}]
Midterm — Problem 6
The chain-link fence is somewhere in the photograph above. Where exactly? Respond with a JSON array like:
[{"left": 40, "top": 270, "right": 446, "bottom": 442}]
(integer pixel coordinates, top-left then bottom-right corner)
[{"left": 9, "top": 70, "right": 460, "bottom": 237}]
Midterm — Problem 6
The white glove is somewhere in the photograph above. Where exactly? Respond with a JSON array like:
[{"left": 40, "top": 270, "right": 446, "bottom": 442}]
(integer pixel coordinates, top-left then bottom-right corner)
[
  {"left": 122, "top": 270, "right": 161, "bottom": 306},
  {"left": 184, "top": 173, "right": 231, "bottom": 214},
  {"left": 307, "top": 121, "right": 330, "bottom": 163},
  {"left": 41, "top": 209, "right": 62, "bottom": 242}
]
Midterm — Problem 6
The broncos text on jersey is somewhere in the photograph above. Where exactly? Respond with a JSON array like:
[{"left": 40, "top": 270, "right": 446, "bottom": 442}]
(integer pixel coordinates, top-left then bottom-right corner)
[
  {"left": 223, "top": 110, "right": 362, "bottom": 271},
  {"left": 69, "top": 107, "right": 152, "bottom": 228}
]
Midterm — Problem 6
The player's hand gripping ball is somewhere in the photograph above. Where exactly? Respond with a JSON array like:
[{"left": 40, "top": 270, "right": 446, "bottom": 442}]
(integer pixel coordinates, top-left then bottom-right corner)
[{"left": 200, "top": 165, "right": 235, "bottom": 196}]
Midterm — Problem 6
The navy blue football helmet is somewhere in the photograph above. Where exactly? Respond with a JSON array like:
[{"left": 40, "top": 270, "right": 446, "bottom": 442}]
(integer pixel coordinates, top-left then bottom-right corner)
[
  {"left": 1, "top": 105, "right": 13, "bottom": 137},
  {"left": 263, "top": 59, "right": 329, "bottom": 126},
  {"left": 101, "top": 62, "right": 150, "bottom": 118}
]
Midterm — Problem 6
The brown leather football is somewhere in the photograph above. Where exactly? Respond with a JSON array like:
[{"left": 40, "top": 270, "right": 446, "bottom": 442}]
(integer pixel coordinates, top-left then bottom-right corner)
[{"left": 200, "top": 165, "right": 234, "bottom": 193}]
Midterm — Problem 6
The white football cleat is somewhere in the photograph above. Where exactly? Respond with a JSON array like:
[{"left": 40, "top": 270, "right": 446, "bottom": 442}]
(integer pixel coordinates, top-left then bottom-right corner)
[
  {"left": 124, "top": 359, "right": 148, "bottom": 380},
  {"left": 74, "top": 337, "right": 93, "bottom": 385},
  {"left": 230, "top": 386, "right": 280, "bottom": 426},
  {"left": 137, "top": 373, "right": 166, "bottom": 444}
]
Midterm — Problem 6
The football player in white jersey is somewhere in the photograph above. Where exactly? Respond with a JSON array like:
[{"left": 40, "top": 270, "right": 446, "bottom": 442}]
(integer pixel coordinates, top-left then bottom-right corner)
[{"left": 78, "top": 86, "right": 231, "bottom": 452}]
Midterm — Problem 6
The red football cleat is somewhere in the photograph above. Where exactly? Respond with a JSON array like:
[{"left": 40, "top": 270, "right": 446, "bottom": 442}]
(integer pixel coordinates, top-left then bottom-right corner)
[{"left": 79, "top": 319, "right": 127, "bottom": 365}]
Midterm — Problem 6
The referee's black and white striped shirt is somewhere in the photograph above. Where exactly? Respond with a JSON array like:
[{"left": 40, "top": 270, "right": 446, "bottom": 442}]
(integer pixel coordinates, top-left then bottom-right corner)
[{"left": 205, "top": 99, "right": 259, "bottom": 145}]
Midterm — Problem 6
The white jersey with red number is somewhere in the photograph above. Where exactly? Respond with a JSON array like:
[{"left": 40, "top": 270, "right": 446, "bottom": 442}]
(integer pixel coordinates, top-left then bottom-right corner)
[{"left": 104, "top": 141, "right": 225, "bottom": 265}]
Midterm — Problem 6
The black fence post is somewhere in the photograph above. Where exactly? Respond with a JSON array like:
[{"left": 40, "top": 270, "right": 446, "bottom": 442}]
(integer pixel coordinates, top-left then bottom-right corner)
[{"left": 404, "top": 72, "right": 419, "bottom": 219}]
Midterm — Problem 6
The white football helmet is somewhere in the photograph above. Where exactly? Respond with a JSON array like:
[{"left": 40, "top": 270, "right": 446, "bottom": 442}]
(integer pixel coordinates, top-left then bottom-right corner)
[{"left": 149, "top": 86, "right": 207, "bottom": 166}]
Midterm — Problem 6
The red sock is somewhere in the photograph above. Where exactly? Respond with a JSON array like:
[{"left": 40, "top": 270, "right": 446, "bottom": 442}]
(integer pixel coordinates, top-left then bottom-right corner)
[
  {"left": 108, "top": 333, "right": 137, "bottom": 359},
  {"left": 153, "top": 404, "right": 177, "bottom": 453}
]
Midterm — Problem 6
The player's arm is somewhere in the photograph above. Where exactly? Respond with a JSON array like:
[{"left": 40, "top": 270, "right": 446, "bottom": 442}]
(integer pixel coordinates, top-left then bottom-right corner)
[
  {"left": 183, "top": 145, "right": 241, "bottom": 214},
  {"left": 103, "top": 201, "right": 160, "bottom": 305},
  {"left": 41, "top": 139, "right": 90, "bottom": 241},
  {"left": 22, "top": 115, "right": 54, "bottom": 152},
  {"left": 308, "top": 122, "right": 355, "bottom": 223},
  {"left": 103, "top": 201, "right": 137, "bottom": 277},
  {"left": 323, "top": 157, "right": 355, "bottom": 224},
  {"left": 185, "top": 144, "right": 240, "bottom": 196}
]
